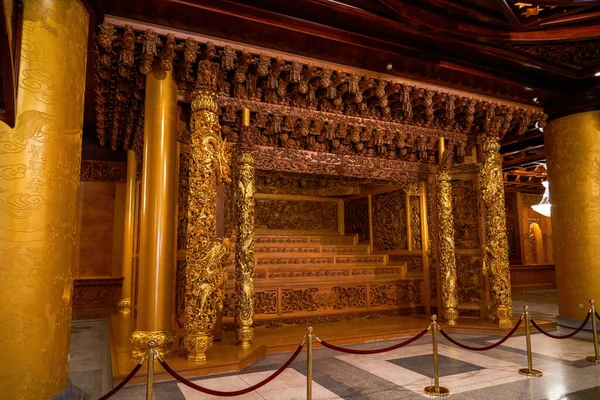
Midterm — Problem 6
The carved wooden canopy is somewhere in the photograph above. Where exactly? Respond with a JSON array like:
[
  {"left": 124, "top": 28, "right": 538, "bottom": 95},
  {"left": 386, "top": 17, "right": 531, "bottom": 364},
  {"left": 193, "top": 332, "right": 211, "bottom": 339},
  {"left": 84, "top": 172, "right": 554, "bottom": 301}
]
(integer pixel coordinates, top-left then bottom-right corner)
[{"left": 94, "top": 23, "right": 546, "bottom": 167}]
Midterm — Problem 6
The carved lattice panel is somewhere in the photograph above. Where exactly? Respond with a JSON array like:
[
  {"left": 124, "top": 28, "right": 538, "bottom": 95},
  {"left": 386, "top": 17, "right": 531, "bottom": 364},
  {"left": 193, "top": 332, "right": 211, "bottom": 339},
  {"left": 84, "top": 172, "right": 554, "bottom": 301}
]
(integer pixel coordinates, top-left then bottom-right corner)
[
  {"left": 451, "top": 180, "right": 480, "bottom": 249},
  {"left": 372, "top": 190, "right": 407, "bottom": 250},
  {"left": 410, "top": 196, "right": 422, "bottom": 250},
  {"left": 345, "top": 198, "right": 369, "bottom": 242},
  {"left": 456, "top": 256, "right": 482, "bottom": 304}
]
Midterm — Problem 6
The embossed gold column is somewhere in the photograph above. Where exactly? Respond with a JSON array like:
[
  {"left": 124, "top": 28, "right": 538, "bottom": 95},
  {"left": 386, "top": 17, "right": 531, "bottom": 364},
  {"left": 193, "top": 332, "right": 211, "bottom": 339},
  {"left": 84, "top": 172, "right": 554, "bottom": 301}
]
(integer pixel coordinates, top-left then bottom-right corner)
[
  {"left": 545, "top": 111, "right": 600, "bottom": 320},
  {"left": 0, "top": 0, "right": 89, "bottom": 398},
  {"left": 184, "top": 81, "right": 231, "bottom": 361},
  {"left": 235, "top": 108, "right": 255, "bottom": 347},
  {"left": 118, "top": 150, "right": 137, "bottom": 315},
  {"left": 437, "top": 138, "right": 458, "bottom": 326},
  {"left": 437, "top": 170, "right": 459, "bottom": 326},
  {"left": 480, "top": 135, "right": 513, "bottom": 327},
  {"left": 130, "top": 61, "right": 178, "bottom": 358}
]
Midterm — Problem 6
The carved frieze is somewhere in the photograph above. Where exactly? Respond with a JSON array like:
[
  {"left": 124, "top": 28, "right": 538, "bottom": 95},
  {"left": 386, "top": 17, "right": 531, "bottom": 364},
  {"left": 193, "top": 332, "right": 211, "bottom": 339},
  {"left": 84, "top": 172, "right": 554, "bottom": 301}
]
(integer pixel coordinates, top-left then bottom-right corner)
[
  {"left": 256, "top": 173, "right": 359, "bottom": 196},
  {"left": 80, "top": 160, "right": 126, "bottom": 182},
  {"left": 410, "top": 196, "right": 422, "bottom": 250},
  {"left": 369, "top": 283, "right": 421, "bottom": 306},
  {"left": 255, "top": 199, "right": 338, "bottom": 231},
  {"left": 94, "top": 23, "right": 546, "bottom": 162}
]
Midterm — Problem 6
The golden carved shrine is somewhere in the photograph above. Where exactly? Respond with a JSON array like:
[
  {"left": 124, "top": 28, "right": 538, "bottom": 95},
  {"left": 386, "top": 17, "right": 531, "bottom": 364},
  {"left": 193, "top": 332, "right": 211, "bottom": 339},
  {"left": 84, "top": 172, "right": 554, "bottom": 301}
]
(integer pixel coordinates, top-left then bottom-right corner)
[{"left": 1, "top": 1, "right": 598, "bottom": 398}]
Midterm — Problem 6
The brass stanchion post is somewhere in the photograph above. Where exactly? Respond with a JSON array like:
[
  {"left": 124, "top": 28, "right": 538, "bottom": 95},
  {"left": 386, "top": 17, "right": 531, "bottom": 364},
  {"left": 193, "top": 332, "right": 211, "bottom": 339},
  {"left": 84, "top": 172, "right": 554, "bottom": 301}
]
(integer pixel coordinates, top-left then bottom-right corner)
[
  {"left": 425, "top": 315, "right": 450, "bottom": 397},
  {"left": 307, "top": 326, "right": 313, "bottom": 400},
  {"left": 586, "top": 300, "right": 600, "bottom": 363},
  {"left": 519, "top": 306, "right": 543, "bottom": 377},
  {"left": 146, "top": 340, "right": 156, "bottom": 400}
]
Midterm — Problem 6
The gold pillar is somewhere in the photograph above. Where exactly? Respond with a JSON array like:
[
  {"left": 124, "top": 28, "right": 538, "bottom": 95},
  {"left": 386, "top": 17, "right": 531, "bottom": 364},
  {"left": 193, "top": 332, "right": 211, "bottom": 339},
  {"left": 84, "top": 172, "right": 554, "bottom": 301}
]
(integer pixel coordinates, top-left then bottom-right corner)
[
  {"left": 0, "top": 0, "right": 89, "bottom": 398},
  {"left": 184, "top": 88, "right": 231, "bottom": 362},
  {"left": 235, "top": 108, "right": 255, "bottom": 347},
  {"left": 130, "top": 61, "right": 178, "bottom": 358},
  {"left": 437, "top": 170, "right": 459, "bottom": 326},
  {"left": 480, "top": 135, "right": 513, "bottom": 327},
  {"left": 118, "top": 150, "right": 137, "bottom": 315},
  {"left": 545, "top": 111, "right": 600, "bottom": 320}
]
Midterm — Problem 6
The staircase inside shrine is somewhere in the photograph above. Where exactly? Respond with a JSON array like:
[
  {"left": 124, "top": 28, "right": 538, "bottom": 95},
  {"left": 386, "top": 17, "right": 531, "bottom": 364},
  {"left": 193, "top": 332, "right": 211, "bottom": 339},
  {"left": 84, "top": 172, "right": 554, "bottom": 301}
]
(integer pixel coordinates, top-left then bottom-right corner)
[{"left": 221, "top": 232, "right": 425, "bottom": 331}]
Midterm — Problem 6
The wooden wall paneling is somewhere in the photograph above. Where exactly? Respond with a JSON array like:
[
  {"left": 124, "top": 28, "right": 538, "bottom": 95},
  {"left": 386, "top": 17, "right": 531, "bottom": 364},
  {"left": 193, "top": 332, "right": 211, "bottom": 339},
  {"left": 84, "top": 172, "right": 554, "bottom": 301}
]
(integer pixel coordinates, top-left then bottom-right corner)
[{"left": 72, "top": 277, "right": 124, "bottom": 320}]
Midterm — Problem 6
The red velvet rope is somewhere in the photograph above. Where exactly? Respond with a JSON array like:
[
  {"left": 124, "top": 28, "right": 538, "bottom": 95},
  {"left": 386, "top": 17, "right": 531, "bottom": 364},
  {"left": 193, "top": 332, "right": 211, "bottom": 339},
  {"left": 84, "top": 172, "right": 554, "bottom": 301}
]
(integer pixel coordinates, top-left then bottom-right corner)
[
  {"left": 531, "top": 311, "right": 591, "bottom": 339},
  {"left": 98, "top": 359, "right": 144, "bottom": 400},
  {"left": 439, "top": 318, "right": 523, "bottom": 352},
  {"left": 318, "top": 327, "right": 429, "bottom": 354},
  {"left": 158, "top": 342, "right": 304, "bottom": 397}
]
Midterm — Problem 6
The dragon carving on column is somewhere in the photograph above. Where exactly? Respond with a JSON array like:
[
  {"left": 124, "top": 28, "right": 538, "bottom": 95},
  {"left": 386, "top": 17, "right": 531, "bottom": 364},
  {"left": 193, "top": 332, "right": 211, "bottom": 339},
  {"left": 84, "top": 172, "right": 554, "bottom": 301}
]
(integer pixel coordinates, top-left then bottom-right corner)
[{"left": 184, "top": 87, "right": 232, "bottom": 362}]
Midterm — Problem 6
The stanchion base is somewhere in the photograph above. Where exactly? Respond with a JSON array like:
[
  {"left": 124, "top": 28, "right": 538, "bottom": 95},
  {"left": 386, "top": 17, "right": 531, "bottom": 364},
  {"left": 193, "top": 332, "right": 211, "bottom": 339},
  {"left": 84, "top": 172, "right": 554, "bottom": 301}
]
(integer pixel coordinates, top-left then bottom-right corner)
[
  {"left": 518, "top": 368, "right": 543, "bottom": 377},
  {"left": 424, "top": 386, "right": 450, "bottom": 396},
  {"left": 585, "top": 356, "right": 600, "bottom": 364}
]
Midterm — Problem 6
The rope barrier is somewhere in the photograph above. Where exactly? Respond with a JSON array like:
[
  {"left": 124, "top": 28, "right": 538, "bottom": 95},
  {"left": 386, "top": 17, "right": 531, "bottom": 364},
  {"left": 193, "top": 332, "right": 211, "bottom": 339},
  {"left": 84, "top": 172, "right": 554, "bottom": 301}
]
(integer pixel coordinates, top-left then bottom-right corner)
[
  {"left": 595, "top": 311, "right": 600, "bottom": 322},
  {"left": 157, "top": 340, "right": 305, "bottom": 397},
  {"left": 98, "top": 354, "right": 146, "bottom": 400},
  {"left": 439, "top": 317, "right": 523, "bottom": 352},
  {"left": 531, "top": 311, "right": 591, "bottom": 339},
  {"left": 316, "top": 327, "right": 429, "bottom": 354}
]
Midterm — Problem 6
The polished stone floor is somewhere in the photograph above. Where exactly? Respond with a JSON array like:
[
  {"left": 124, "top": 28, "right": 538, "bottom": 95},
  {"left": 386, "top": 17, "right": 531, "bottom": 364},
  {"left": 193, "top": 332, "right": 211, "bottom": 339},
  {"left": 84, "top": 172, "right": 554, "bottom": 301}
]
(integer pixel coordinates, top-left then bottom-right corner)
[{"left": 71, "top": 290, "right": 600, "bottom": 399}]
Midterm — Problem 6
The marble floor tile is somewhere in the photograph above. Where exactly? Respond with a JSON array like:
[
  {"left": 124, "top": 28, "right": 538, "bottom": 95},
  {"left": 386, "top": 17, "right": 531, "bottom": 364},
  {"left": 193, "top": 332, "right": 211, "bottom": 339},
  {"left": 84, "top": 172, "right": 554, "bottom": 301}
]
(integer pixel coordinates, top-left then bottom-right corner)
[{"left": 492, "top": 334, "right": 594, "bottom": 362}]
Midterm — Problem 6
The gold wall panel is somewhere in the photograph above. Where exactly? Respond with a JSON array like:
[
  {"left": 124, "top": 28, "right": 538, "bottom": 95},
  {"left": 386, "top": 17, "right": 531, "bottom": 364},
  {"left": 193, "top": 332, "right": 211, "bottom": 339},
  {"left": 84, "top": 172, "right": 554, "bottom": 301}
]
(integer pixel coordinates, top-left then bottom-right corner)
[
  {"left": 456, "top": 256, "right": 483, "bottom": 304},
  {"left": 545, "top": 111, "right": 600, "bottom": 319},
  {"left": 0, "top": 0, "right": 89, "bottom": 398},
  {"left": 77, "top": 182, "right": 117, "bottom": 277},
  {"left": 409, "top": 196, "right": 422, "bottom": 250}
]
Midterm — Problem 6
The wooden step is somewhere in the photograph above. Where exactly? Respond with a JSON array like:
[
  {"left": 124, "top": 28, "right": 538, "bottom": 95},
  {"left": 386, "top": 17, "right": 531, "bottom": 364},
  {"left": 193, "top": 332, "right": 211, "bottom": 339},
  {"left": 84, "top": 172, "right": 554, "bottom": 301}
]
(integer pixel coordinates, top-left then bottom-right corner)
[
  {"left": 254, "top": 243, "right": 371, "bottom": 255},
  {"left": 254, "top": 234, "right": 358, "bottom": 245},
  {"left": 255, "top": 254, "right": 386, "bottom": 268}
]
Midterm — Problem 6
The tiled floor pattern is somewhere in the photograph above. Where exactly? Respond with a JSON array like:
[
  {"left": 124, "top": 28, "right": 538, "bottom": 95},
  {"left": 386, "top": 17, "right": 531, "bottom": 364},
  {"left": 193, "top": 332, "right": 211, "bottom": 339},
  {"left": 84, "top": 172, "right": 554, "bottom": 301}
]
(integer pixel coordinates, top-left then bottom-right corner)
[{"left": 71, "top": 290, "right": 600, "bottom": 399}]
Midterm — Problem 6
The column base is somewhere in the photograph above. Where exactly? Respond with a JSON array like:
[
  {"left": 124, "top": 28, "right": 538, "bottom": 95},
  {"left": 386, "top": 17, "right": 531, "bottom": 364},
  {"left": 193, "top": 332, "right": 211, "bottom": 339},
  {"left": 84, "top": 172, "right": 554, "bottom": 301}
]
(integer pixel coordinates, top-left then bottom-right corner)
[
  {"left": 496, "top": 305, "right": 513, "bottom": 328},
  {"left": 130, "top": 330, "right": 176, "bottom": 359},
  {"left": 117, "top": 298, "right": 131, "bottom": 315},
  {"left": 184, "top": 333, "right": 214, "bottom": 362},
  {"left": 236, "top": 327, "right": 254, "bottom": 348},
  {"left": 443, "top": 308, "right": 458, "bottom": 326}
]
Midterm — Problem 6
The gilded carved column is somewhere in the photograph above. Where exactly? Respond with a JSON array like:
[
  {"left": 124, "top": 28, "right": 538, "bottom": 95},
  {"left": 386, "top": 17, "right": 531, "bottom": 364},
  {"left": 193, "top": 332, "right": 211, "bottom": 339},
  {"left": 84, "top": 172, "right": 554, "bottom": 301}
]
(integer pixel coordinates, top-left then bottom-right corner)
[
  {"left": 118, "top": 150, "right": 137, "bottom": 315},
  {"left": 235, "top": 109, "right": 255, "bottom": 347},
  {"left": 130, "top": 60, "right": 178, "bottom": 358},
  {"left": 437, "top": 171, "right": 459, "bottom": 326},
  {"left": 437, "top": 138, "right": 458, "bottom": 326},
  {"left": 184, "top": 62, "right": 231, "bottom": 362},
  {"left": 545, "top": 111, "right": 600, "bottom": 322},
  {"left": 0, "top": 0, "right": 89, "bottom": 398},
  {"left": 479, "top": 135, "right": 513, "bottom": 327}
]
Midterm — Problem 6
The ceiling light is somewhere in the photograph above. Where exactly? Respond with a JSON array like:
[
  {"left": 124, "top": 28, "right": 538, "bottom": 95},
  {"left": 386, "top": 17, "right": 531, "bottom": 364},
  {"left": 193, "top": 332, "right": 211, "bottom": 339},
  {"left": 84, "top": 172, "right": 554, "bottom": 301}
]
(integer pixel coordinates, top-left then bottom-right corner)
[
  {"left": 533, "top": 97, "right": 539, "bottom": 103},
  {"left": 595, "top": 71, "right": 600, "bottom": 77},
  {"left": 531, "top": 180, "right": 551, "bottom": 218},
  {"left": 534, "top": 121, "right": 544, "bottom": 133},
  {"left": 386, "top": 63, "right": 393, "bottom": 70}
]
